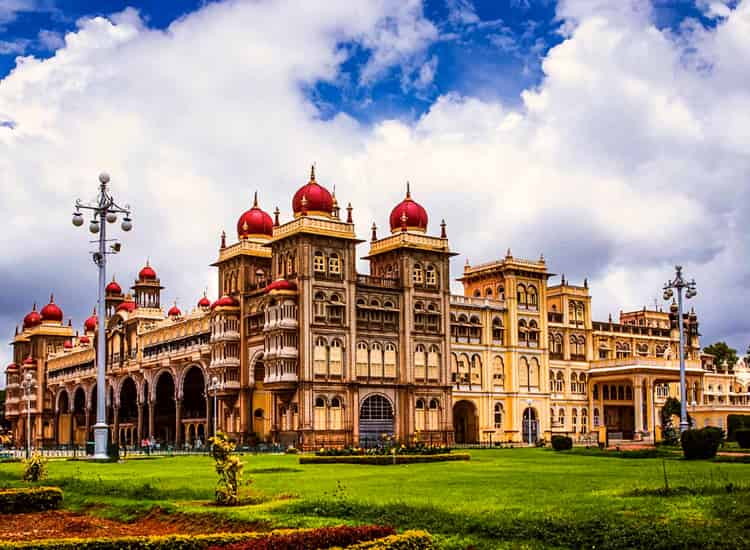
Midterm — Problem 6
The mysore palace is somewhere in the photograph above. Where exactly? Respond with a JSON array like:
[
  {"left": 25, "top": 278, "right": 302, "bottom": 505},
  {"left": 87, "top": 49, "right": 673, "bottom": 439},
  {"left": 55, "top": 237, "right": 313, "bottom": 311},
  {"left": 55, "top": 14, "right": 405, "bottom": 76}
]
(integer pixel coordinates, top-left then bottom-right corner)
[{"left": 5, "top": 167, "right": 750, "bottom": 450}]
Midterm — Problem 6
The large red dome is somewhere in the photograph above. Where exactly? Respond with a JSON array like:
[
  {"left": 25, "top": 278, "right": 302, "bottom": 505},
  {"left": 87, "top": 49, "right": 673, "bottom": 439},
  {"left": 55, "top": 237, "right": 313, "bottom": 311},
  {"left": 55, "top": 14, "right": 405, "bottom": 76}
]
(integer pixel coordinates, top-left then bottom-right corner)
[
  {"left": 292, "top": 166, "right": 333, "bottom": 217},
  {"left": 139, "top": 261, "right": 157, "bottom": 280},
  {"left": 168, "top": 304, "right": 182, "bottom": 317},
  {"left": 389, "top": 184, "right": 428, "bottom": 233},
  {"left": 23, "top": 304, "right": 42, "bottom": 329},
  {"left": 237, "top": 192, "right": 273, "bottom": 239},
  {"left": 40, "top": 295, "right": 63, "bottom": 323},
  {"left": 211, "top": 295, "right": 239, "bottom": 309},
  {"left": 84, "top": 308, "right": 97, "bottom": 332},
  {"left": 264, "top": 279, "right": 298, "bottom": 293},
  {"left": 106, "top": 277, "right": 122, "bottom": 295}
]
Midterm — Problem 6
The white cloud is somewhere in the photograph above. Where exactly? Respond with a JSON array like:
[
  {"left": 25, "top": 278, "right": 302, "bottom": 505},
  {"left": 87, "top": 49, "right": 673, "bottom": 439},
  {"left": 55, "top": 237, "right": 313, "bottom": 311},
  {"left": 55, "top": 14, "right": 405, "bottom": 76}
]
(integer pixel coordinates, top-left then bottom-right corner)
[
  {"left": 0, "top": 38, "right": 28, "bottom": 54},
  {"left": 0, "top": 0, "right": 54, "bottom": 27},
  {"left": 1, "top": 0, "right": 750, "bottom": 374},
  {"left": 37, "top": 29, "right": 64, "bottom": 50}
]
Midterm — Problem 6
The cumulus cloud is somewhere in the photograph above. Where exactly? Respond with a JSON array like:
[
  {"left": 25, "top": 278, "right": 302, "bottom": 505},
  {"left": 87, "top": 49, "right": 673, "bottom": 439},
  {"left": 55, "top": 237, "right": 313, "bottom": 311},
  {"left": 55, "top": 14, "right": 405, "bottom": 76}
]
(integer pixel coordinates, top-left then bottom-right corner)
[{"left": 1, "top": 0, "right": 750, "bottom": 373}]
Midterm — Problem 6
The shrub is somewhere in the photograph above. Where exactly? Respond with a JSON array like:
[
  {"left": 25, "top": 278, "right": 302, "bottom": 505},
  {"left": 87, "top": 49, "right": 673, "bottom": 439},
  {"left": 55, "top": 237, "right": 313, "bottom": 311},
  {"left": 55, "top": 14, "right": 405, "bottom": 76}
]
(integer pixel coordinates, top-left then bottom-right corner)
[
  {"left": 734, "top": 429, "right": 750, "bottom": 449},
  {"left": 343, "top": 530, "right": 434, "bottom": 549},
  {"left": 209, "top": 431, "right": 244, "bottom": 505},
  {"left": 551, "top": 436, "right": 572, "bottom": 451},
  {"left": 681, "top": 427, "right": 723, "bottom": 460},
  {"left": 213, "top": 525, "right": 396, "bottom": 550},
  {"left": 299, "top": 454, "right": 469, "bottom": 465},
  {"left": 22, "top": 451, "right": 47, "bottom": 482},
  {"left": 0, "top": 487, "right": 62, "bottom": 514},
  {"left": 727, "top": 414, "right": 750, "bottom": 440}
]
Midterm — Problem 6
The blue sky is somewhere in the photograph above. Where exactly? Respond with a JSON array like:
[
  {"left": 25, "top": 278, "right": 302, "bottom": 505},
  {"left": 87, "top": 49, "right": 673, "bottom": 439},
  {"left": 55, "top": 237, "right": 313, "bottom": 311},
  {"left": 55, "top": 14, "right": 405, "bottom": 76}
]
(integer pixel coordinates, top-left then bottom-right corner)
[{"left": 0, "top": 0, "right": 724, "bottom": 124}]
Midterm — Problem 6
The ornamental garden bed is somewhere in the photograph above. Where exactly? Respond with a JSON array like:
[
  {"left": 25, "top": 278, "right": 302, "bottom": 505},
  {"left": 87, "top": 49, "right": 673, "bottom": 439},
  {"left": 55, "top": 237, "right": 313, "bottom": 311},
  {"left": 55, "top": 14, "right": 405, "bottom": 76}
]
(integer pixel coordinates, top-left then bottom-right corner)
[
  {"left": 0, "top": 487, "right": 62, "bottom": 513},
  {"left": 300, "top": 453, "right": 469, "bottom": 465}
]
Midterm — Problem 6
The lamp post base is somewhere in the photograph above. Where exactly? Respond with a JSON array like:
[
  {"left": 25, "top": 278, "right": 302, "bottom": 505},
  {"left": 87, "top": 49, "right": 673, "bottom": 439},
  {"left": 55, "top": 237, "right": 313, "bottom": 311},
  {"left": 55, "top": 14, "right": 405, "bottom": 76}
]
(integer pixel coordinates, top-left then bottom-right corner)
[
  {"left": 679, "top": 420, "right": 690, "bottom": 433},
  {"left": 93, "top": 423, "right": 109, "bottom": 460}
]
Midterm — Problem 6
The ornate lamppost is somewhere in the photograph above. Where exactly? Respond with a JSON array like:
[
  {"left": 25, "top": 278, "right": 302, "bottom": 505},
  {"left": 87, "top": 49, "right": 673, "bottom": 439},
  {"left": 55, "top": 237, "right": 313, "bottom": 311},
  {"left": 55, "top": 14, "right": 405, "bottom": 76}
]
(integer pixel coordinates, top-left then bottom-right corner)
[
  {"left": 21, "top": 372, "right": 35, "bottom": 459},
  {"left": 72, "top": 173, "right": 133, "bottom": 460},
  {"left": 663, "top": 265, "right": 697, "bottom": 433},
  {"left": 208, "top": 376, "right": 223, "bottom": 437}
]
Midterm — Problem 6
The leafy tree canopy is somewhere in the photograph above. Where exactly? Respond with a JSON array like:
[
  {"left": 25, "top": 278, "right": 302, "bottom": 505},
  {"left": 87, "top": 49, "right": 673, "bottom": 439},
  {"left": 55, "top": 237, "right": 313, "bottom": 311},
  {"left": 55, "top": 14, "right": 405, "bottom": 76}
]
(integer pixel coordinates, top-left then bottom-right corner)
[{"left": 703, "top": 341, "right": 738, "bottom": 370}]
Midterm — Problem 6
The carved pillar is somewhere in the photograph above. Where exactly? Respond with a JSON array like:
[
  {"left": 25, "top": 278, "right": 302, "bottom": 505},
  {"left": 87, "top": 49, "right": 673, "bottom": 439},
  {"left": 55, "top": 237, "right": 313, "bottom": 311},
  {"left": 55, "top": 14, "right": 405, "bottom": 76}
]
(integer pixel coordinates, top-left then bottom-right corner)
[
  {"left": 85, "top": 408, "right": 91, "bottom": 442},
  {"left": 137, "top": 402, "right": 143, "bottom": 443},
  {"left": 206, "top": 395, "right": 212, "bottom": 437},
  {"left": 175, "top": 399, "right": 182, "bottom": 446},
  {"left": 148, "top": 401, "right": 155, "bottom": 440},
  {"left": 645, "top": 377, "right": 654, "bottom": 436},
  {"left": 113, "top": 406, "right": 120, "bottom": 444},
  {"left": 633, "top": 376, "right": 643, "bottom": 437}
]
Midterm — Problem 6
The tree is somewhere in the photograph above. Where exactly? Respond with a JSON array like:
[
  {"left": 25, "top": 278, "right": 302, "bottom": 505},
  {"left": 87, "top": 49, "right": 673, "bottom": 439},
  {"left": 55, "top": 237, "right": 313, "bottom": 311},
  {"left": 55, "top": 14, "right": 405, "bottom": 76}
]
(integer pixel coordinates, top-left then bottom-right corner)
[{"left": 703, "top": 341, "right": 738, "bottom": 372}]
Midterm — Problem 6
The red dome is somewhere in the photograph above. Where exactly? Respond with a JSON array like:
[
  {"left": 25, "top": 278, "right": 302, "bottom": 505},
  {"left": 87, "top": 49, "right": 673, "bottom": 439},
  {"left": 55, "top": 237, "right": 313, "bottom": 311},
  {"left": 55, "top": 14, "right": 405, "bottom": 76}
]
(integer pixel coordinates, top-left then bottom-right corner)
[
  {"left": 106, "top": 277, "right": 122, "bottom": 295},
  {"left": 6, "top": 363, "right": 18, "bottom": 372},
  {"left": 63, "top": 340, "right": 73, "bottom": 349},
  {"left": 23, "top": 356, "right": 34, "bottom": 365},
  {"left": 292, "top": 166, "right": 333, "bottom": 217},
  {"left": 139, "top": 261, "right": 157, "bottom": 280},
  {"left": 389, "top": 184, "right": 428, "bottom": 233},
  {"left": 40, "top": 295, "right": 64, "bottom": 323},
  {"left": 168, "top": 304, "right": 181, "bottom": 317},
  {"left": 84, "top": 309, "right": 97, "bottom": 332},
  {"left": 198, "top": 295, "right": 211, "bottom": 308},
  {"left": 264, "top": 279, "right": 298, "bottom": 293},
  {"left": 117, "top": 300, "right": 137, "bottom": 313},
  {"left": 211, "top": 295, "right": 239, "bottom": 309},
  {"left": 23, "top": 304, "right": 42, "bottom": 329},
  {"left": 79, "top": 335, "right": 90, "bottom": 344},
  {"left": 237, "top": 192, "right": 273, "bottom": 239}
]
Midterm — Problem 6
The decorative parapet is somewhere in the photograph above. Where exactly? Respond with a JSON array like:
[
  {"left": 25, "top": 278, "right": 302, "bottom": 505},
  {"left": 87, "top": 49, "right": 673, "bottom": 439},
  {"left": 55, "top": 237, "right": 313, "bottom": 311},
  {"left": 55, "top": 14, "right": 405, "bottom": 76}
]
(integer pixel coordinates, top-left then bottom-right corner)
[
  {"left": 269, "top": 216, "right": 359, "bottom": 242},
  {"left": 215, "top": 238, "right": 272, "bottom": 264},
  {"left": 366, "top": 231, "right": 451, "bottom": 258}
]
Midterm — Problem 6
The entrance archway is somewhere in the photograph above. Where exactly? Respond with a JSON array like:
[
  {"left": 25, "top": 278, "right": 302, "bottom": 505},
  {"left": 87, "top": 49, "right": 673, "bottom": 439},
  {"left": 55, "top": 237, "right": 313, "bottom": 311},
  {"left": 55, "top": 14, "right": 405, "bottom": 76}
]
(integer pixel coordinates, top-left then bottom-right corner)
[
  {"left": 119, "top": 378, "right": 138, "bottom": 446},
  {"left": 57, "top": 390, "right": 71, "bottom": 445},
  {"left": 453, "top": 400, "right": 478, "bottom": 444},
  {"left": 181, "top": 366, "right": 206, "bottom": 445},
  {"left": 359, "top": 394, "right": 393, "bottom": 446},
  {"left": 73, "top": 387, "right": 87, "bottom": 445},
  {"left": 154, "top": 371, "right": 176, "bottom": 445},
  {"left": 522, "top": 407, "right": 538, "bottom": 443}
]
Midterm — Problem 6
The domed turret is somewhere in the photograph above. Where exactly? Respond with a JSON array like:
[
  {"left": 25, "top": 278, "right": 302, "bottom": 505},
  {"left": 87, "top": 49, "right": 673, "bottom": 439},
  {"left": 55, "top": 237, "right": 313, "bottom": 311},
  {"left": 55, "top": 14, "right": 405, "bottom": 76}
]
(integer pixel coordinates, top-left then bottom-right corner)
[
  {"left": 40, "top": 294, "right": 63, "bottom": 323},
  {"left": 198, "top": 293, "right": 211, "bottom": 309},
  {"left": 389, "top": 183, "right": 428, "bottom": 233},
  {"left": 139, "top": 261, "right": 157, "bottom": 280},
  {"left": 168, "top": 303, "right": 182, "bottom": 318},
  {"left": 292, "top": 165, "right": 333, "bottom": 217},
  {"left": 237, "top": 192, "right": 273, "bottom": 239},
  {"left": 84, "top": 308, "right": 97, "bottom": 332},
  {"left": 23, "top": 304, "right": 42, "bottom": 330},
  {"left": 211, "top": 295, "right": 239, "bottom": 309},
  {"left": 106, "top": 276, "right": 122, "bottom": 295}
]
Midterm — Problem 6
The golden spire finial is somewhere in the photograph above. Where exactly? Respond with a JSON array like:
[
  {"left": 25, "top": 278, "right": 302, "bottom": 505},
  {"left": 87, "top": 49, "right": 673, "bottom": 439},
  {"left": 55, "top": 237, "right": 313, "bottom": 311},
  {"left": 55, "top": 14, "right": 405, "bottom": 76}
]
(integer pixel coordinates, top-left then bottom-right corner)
[
  {"left": 406, "top": 181, "right": 411, "bottom": 199},
  {"left": 310, "top": 164, "right": 316, "bottom": 182},
  {"left": 253, "top": 190, "right": 258, "bottom": 208},
  {"left": 49, "top": 293, "right": 54, "bottom": 303}
]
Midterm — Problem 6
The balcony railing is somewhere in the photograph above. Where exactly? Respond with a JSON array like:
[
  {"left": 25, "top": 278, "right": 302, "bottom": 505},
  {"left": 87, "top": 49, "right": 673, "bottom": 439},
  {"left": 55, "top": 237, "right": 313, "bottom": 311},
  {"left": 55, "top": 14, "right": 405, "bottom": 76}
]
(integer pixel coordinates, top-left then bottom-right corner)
[{"left": 357, "top": 274, "right": 401, "bottom": 289}]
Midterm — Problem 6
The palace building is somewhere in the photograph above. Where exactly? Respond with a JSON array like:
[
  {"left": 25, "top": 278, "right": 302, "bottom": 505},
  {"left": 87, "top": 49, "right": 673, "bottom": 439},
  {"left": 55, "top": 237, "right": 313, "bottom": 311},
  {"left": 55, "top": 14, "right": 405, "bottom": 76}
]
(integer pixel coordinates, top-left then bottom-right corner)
[{"left": 4, "top": 167, "right": 749, "bottom": 450}]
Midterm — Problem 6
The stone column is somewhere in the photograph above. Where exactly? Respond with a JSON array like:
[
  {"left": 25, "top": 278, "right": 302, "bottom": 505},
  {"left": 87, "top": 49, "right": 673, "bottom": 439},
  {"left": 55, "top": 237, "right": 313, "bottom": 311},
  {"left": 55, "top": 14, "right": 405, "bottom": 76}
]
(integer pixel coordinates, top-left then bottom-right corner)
[
  {"left": 148, "top": 401, "right": 155, "bottom": 440},
  {"left": 175, "top": 399, "right": 182, "bottom": 446},
  {"left": 205, "top": 395, "right": 212, "bottom": 437},
  {"left": 113, "top": 406, "right": 120, "bottom": 445},
  {"left": 85, "top": 408, "right": 91, "bottom": 442},
  {"left": 633, "top": 376, "right": 643, "bottom": 438},
  {"left": 136, "top": 402, "right": 143, "bottom": 444},
  {"left": 645, "top": 377, "right": 654, "bottom": 437}
]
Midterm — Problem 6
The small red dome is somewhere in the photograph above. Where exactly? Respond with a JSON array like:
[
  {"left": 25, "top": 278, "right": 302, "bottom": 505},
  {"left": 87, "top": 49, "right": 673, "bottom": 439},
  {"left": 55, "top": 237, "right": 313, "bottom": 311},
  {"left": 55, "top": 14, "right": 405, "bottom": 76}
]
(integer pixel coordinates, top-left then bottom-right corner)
[
  {"left": 237, "top": 192, "right": 273, "bottom": 239},
  {"left": 23, "top": 356, "right": 34, "bottom": 365},
  {"left": 117, "top": 300, "right": 137, "bottom": 313},
  {"left": 23, "top": 304, "right": 42, "bottom": 329},
  {"left": 40, "top": 295, "right": 64, "bottom": 323},
  {"left": 79, "top": 335, "right": 90, "bottom": 344},
  {"left": 84, "top": 309, "right": 97, "bottom": 332},
  {"left": 292, "top": 166, "right": 333, "bottom": 217},
  {"left": 139, "top": 261, "right": 157, "bottom": 280},
  {"left": 168, "top": 304, "right": 181, "bottom": 317},
  {"left": 264, "top": 279, "right": 298, "bottom": 293},
  {"left": 389, "top": 184, "right": 428, "bottom": 233},
  {"left": 198, "top": 295, "right": 211, "bottom": 308},
  {"left": 211, "top": 295, "right": 239, "bottom": 309},
  {"left": 6, "top": 363, "right": 18, "bottom": 372},
  {"left": 106, "top": 277, "right": 122, "bottom": 295},
  {"left": 63, "top": 340, "right": 73, "bottom": 349}
]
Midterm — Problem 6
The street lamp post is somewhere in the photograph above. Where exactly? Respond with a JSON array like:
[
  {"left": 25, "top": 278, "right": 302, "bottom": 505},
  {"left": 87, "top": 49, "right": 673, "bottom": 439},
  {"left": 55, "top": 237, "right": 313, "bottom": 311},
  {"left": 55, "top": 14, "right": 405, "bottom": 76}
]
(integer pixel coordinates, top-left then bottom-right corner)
[
  {"left": 663, "top": 265, "right": 697, "bottom": 433},
  {"left": 208, "top": 376, "right": 223, "bottom": 437},
  {"left": 21, "top": 372, "right": 35, "bottom": 459},
  {"left": 72, "top": 173, "right": 133, "bottom": 460}
]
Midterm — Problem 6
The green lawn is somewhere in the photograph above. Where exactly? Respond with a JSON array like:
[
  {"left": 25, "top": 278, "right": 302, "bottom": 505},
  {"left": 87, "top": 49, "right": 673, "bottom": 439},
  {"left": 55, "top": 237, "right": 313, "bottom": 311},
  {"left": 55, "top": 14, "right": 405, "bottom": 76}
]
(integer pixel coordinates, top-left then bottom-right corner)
[{"left": 2, "top": 449, "right": 749, "bottom": 549}]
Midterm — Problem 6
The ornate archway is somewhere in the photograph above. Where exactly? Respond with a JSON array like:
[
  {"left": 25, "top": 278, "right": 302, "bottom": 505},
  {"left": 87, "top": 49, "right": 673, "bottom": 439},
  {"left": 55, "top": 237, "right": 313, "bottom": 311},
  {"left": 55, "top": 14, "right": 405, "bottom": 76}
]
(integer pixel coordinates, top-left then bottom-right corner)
[
  {"left": 181, "top": 365, "right": 206, "bottom": 446},
  {"left": 118, "top": 377, "right": 138, "bottom": 446},
  {"left": 522, "top": 407, "right": 538, "bottom": 444},
  {"left": 453, "top": 400, "right": 478, "bottom": 444},
  {"left": 154, "top": 371, "right": 176, "bottom": 445},
  {"left": 359, "top": 394, "right": 394, "bottom": 446}
]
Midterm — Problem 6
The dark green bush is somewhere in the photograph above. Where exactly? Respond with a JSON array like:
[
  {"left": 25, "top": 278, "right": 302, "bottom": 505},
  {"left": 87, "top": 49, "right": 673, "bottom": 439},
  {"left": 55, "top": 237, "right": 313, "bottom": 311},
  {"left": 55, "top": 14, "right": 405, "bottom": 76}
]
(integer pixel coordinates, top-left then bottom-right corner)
[
  {"left": 0, "top": 487, "right": 63, "bottom": 514},
  {"left": 727, "top": 414, "right": 750, "bottom": 440},
  {"left": 299, "top": 453, "right": 469, "bottom": 465},
  {"left": 735, "top": 429, "right": 750, "bottom": 449},
  {"left": 345, "top": 530, "right": 434, "bottom": 549},
  {"left": 551, "top": 436, "right": 572, "bottom": 451},
  {"left": 681, "top": 427, "right": 723, "bottom": 459},
  {"left": 211, "top": 525, "right": 396, "bottom": 550}
]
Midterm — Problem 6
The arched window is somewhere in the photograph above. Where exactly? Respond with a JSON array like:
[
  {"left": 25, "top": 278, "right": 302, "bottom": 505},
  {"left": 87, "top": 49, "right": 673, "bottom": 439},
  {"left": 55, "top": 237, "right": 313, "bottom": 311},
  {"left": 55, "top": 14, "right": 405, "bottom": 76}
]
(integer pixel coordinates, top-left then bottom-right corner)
[
  {"left": 572, "top": 408, "right": 578, "bottom": 431},
  {"left": 528, "top": 320, "right": 539, "bottom": 346},
  {"left": 428, "top": 398, "right": 440, "bottom": 430},
  {"left": 415, "top": 398, "right": 425, "bottom": 431},
  {"left": 314, "top": 396, "right": 327, "bottom": 428},
  {"left": 527, "top": 285, "right": 538, "bottom": 309},
  {"left": 517, "top": 284, "right": 527, "bottom": 306},
  {"left": 428, "top": 345, "right": 440, "bottom": 381},
  {"left": 492, "top": 356, "right": 504, "bottom": 387},
  {"left": 603, "top": 385, "right": 610, "bottom": 400},
  {"left": 549, "top": 369, "right": 555, "bottom": 392},
  {"left": 485, "top": 287, "right": 493, "bottom": 297},
  {"left": 570, "top": 372, "right": 578, "bottom": 393},
  {"left": 555, "top": 370, "right": 564, "bottom": 393},
  {"left": 425, "top": 264, "right": 437, "bottom": 287},
  {"left": 593, "top": 408, "right": 600, "bottom": 427},
  {"left": 497, "top": 285, "right": 505, "bottom": 300},
  {"left": 330, "top": 397, "right": 342, "bottom": 430},
  {"left": 286, "top": 254, "right": 294, "bottom": 276},
  {"left": 370, "top": 342, "right": 383, "bottom": 378},
  {"left": 529, "top": 358, "right": 540, "bottom": 389},
  {"left": 384, "top": 343, "right": 397, "bottom": 378},
  {"left": 518, "top": 319, "right": 528, "bottom": 345},
  {"left": 356, "top": 342, "right": 369, "bottom": 378},
  {"left": 313, "top": 291, "right": 326, "bottom": 321},
  {"left": 494, "top": 403, "right": 503, "bottom": 429},
  {"left": 581, "top": 408, "right": 588, "bottom": 432},
  {"left": 329, "top": 253, "right": 341, "bottom": 275},
  {"left": 625, "top": 385, "right": 632, "bottom": 401},
  {"left": 473, "top": 289, "right": 481, "bottom": 297},
  {"left": 329, "top": 339, "right": 343, "bottom": 376},
  {"left": 558, "top": 408, "right": 565, "bottom": 428},
  {"left": 413, "top": 263, "right": 424, "bottom": 285},
  {"left": 492, "top": 317, "right": 504, "bottom": 344},
  {"left": 470, "top": 354, "right": 482, "bottom": 386},
  {"left": 313, "top": 251, "right": 326, "bottom": 273},
  {"left": 519, "top": 357, "right": 529, "bottom": 390},
  {"left": 414, "top": 344, "right": 427, "bottom": 381},
  {"left": 314, "top": 337, "right": 327, "bottom": 376}
]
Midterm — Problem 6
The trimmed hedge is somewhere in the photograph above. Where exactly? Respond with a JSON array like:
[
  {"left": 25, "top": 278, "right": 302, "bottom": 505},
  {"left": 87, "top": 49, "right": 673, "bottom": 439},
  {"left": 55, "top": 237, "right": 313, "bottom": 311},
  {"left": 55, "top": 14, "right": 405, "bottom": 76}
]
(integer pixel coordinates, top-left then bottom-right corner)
[
  {"left": 343, "top": 530, "right": 434, "bottom": 549},
  {"left": 735, "top": 428, "right": 750, "bottom": 449},
  {"left": 0, "top": 527, "right": 405, "bottom": 550},
  {"left": 551, "top": 436, "right": 572, "bottom": 451},
  {"left": 681, "top": 427, "right": 723, "bottom": 460},
  {"left": 727, "top": 414, "right": 750, "bottom": 440},
  {"left": 210, "top": 525, "right": 395, "bottom": 550},
  {"left": 0, "top": 487, "right": 63, "bottom": 514},
  {"left": 299, "top": 454, "right": 469, "bottom": 465}
]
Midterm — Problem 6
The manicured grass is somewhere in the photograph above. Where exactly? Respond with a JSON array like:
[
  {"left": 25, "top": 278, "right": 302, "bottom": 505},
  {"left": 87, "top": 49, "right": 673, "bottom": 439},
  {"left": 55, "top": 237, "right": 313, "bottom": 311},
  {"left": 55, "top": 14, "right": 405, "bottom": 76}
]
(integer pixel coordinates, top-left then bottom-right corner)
[{"left": 1, "top": 449, "right": 749, "bottom": 549}]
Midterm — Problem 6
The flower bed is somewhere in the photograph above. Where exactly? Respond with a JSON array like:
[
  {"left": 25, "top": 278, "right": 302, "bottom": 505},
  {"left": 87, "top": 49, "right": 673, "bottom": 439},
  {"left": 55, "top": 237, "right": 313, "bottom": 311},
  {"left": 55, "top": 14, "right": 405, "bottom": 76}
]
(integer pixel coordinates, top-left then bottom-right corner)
[
  {"left": 300, "top": 454, "right": 469, "bottom": 465},
  {"left": 0, "top": 525, "right": 403, "bottom": 550},
  {"left": 344, "top": 530, "right": 434, "bottom": 549},
  {"left": 0, "top": 487, "right": 63, "bottom": 514},
  {"left": 316, "top": 443, "right": 451, "bottom": 457}
]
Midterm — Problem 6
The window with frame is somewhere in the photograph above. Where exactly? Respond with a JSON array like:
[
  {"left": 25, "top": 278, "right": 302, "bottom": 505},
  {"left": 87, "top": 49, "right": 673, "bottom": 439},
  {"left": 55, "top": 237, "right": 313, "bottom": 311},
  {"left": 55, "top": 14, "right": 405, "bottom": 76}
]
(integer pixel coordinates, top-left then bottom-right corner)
[
  {"left": 314, "top": 338, "right": 327, "bottom": 376},
  {"left": 425, "top": 264, "right": 437, "bottom": 287},
  {"left": 492, "top": 318, "right": 504, "bottom": 344},
  {"left": 356, "top": 342, "right": 369, "bottom": 378},
  {"left": 427, "top": 345, "right": 440, "bottom": 381},
  {"left": 313, "top": 251, "right": 326, "bottom": 273},
  {"left": 428, "top": 398, "right": 439, "bottom": 430},
  {"left": 384, "top": 343, "right": 397, "bottom": 378},
  {"left": 370, "top": 342, "right": 384, "bottom": 378},
  {"left": 527, "top": 285, "right": 538, "bottom": 309},
  {"left": 329, "top": 340, "right": 343, "bottom": 376},
  {"left": 494, "top": 403, "right": 503, "bottom": 429},
  {"left": 492, "top": 355, "right": 504, "bottom": 386},
  {"left": 328, "top": 254, "right": 341, "bottom": 275},
  {"left": 415, "top": 398, "right": 425, "bottom": 431},
  {"left": 330, "top": 397, "right": 342, "bottom": 429},
  {"left": 414, "top": 344, "right": 427, "bottom": 381},
  {"left": 314, "top": 396, "right": 327, "bottom": 428},
  {"left": 413, "top": 263, "right": 424, "bottom": 285}
]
